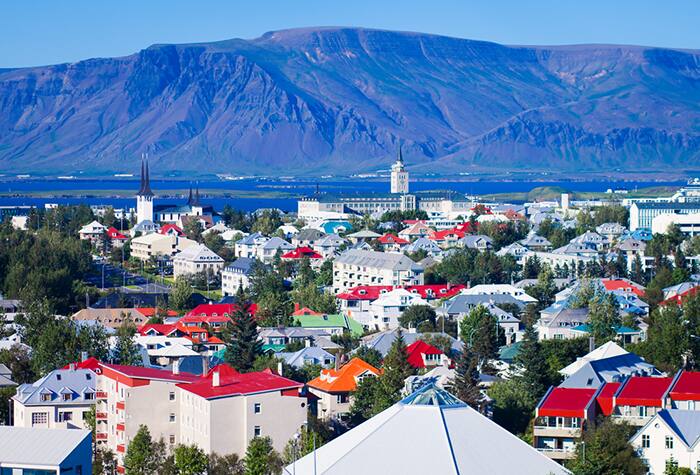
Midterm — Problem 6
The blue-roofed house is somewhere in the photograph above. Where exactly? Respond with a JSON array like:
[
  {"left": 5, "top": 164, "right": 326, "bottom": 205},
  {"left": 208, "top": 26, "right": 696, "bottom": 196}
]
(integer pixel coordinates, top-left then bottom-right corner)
[
  {"left": 559, "top": 353, "right": 661, "bottom": 389},
  {"left": 631, "top": 409, "right": 700, "bottom": 475},
  {"left": 277, "top": 346, "right": 336, "bottom": 369}
]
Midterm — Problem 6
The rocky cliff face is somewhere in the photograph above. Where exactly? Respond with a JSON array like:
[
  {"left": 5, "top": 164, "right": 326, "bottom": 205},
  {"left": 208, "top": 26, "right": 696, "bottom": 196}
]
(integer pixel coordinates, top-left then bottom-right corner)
[{"left": 1, "top": 27, "right": 699, "bottom": 175}]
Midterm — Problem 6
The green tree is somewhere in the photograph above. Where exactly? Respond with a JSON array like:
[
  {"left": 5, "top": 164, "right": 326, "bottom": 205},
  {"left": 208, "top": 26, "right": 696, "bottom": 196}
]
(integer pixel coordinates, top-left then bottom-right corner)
[
  {"left": 514, "top": 323, "right": 550, "bottom": 404},
  {"left": 93, "top": 447, "right": 117, "bottom": 475},
  {"left": 225, "top": 302, "right": 262, "bottom": 372},
  {"left": 170, "top": 277, "right": 193, "bottom": 313},
  {"left": 114, "top": 319, "right": 142, "bottom": 366},
  {"left": 208, "top": 453, "right": 244, "bottom": 475},
  {"left": 588, "top": 293, "right": 621, "bottom": 344},
  {"left": 251, "top": 210, "right": 283, "bottom": 236},
  {"left": 173, "top": 444, "right": 208, "bottom": 475},
  {"left": 184, "top": 219, "right": 203, "bottom": 242},
  {"left": 631, "top": 305, "right": 690, "bottom": 373},
  {"left": 373, "top": 329, "right": 415, "bottom": 413},
  {"left": 244, "top": 436, "right": 282, "bottom": 475},
  {"left": 124, "top": 425, "right": 156, "bottom": 475},
  {"left": 349, "top": 374, "right": 381, "bottom": 424},
  {"left": 398, "top": 305, "right": 437, "bottom": 332},
  {"left": 459, "top": 305, "right": 501, "bottom": 367},
  {"left": 354, "top": 346, "right": 383, "bottom": 368},
  {"left": 448, "top": 347, "right": 483, "bottom": 411},
  {"left": 566, "top": 419, "right": 646, "bottom": 475},
  {"left": 487, "top": 378, "right": 533, "bottom": 435}
]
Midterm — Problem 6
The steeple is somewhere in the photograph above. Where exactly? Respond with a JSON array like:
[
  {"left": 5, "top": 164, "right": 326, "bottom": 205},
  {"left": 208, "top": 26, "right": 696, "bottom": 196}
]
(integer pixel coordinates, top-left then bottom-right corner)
[
  {"left": 191, "top": 185, "right": 202, "bottom": 207},
  {"left": 187, "top": 185, "right": 193, "bottom": 205},
  {"left": 397, "top": 144, "right": 404, "bottom": 164},
  {"left": 137, "top": 153, "right": 154, "bottom": 197}
]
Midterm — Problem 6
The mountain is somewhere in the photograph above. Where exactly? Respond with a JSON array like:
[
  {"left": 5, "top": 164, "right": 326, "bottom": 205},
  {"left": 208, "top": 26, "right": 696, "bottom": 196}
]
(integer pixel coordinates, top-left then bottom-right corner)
[{"left": 1, "top": 27, "right": 700, "bottom": 176}]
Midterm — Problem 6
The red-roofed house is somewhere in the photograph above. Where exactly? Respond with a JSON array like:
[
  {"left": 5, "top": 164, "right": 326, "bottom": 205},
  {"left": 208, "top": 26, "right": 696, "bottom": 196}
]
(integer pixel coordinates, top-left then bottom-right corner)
[
  {"left": 534, "top": 387, "right": 599, "bottom": 460},
  {"left": 610, "top": 376, "right": 673, "bottom": 426},
  {"left": 596, "top": 382, "right": 622, "bottom": 416},
  {"left": 138, "top": 323, "right": 177, "bottom": 337},
  {"left": 667, "top": 370, "right": 700, "bottom": 410},
  {"left": 176, "top": 364, "right": 306, "bottom": 455},
  {"left": 181, "top": 303, "right": 258, "bottom": 329},
  {"left": 281, "top": 246, "right": 323, "bottom": 261},
  {"left": 600, "top": 278, "right": 645, "bottom": 298},
  {"left": 429, "top": 228, "right": 466, "bottom": 248},
  {"left": 160, "top": 224, "right": 184, "bottom": 236},
  {"left": 377, "top": 233, "right": 409, "bottom": 252},
  {"left": 405, "top": 340, "right": 447, "bottom": 369},
  {"left": 660, "top": 286, "right": 700, "bottom": 307},
  {"left": 106, "top": 227, "right": 128, "bottom": 247}
]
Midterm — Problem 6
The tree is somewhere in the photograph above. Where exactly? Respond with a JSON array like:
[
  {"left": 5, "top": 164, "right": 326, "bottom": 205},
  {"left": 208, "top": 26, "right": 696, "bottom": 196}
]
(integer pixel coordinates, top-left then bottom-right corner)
[
  {"left": 173, "top": 444, "right": 208, "bottom": 475},
  {"left": 0, "top": 343, "right": 35, "bottom": 383},
  {"left": 93, "top": 447, "right": 117, "bottom": 475},
  {"left": 588, "top": 293, "right": 621, "bottom": 344},
  {"left": 124, "top": 425, "right": 156, "bottom": 475},
  {"left": 566, "top": 418, "right": 646, "bottom": 475},
  {"left": 244, "top": 436, "right": 282, "bottom": 475},
  {"left": 631, "top": 305, "right": 690, "bottom": 373},
  {"left": 251, "top": 210, "right": 283, "bottom": 235},
  {"left": 459, "top": 305, "right": 501, "bottom": 367},
  {"left": 373, "top": 329, "right": 414, "bottom": 412},
  {"left": 349, "top": 374, "right": 381, "bottom": 424},
  {"left": 225, "top": 302, "right": 262, "bottom": 372},
  {"left": 514, "top": 324, "right": 550, "bottom": 404},
  {"left": 665, "top": 459, "right": 693, "bottom": 475},
  {"left": 448, "top": 347, "right": 484, "bottom": 411},
  {"left": 487, "top": 378, "right": 533, "bottom": 435},
  {"left": 354, "top": 346, "right": 383, "bottom": 368},
  {"left": 398, "top": 305, "right": 437, "bottom": 332},
  {"left": 208, "top": 453, "right": 244, "bottom": 475},
  {"left": 170, "top": 277, "right": 193, "bottom": 312},
  {"left": 184, "top": 219, "right": 203, "bottom": 242},
  {"left": 282, "top": 423, "right": 330, "bottom": 465},
  {"left": 114, "top": 319, "right": 142, "bottom": 366}
]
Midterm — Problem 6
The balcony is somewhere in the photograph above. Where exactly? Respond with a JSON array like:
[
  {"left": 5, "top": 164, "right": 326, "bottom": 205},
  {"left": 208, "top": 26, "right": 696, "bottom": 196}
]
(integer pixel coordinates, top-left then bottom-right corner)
[
  {"left": 95, "top": 412, "right": 107, "bottom": 420},
  {"left": 96, "top": 391, "right": 108, "bottom": 399},
  {"left": 95, "top": 433, "right": 108, "bottom": 441},
  {"left": 611, "top": 414, "right": 651, "bottom": 426},
  {"left": 536, "top": 447, "right": 576, "bottom": 460},
  {"left": 534, "top": 425, "right": 583, "bottom": 438},
  {"left": 116, "top": 423, "right": 125, "bottom": 432},
  {"left": 116, "top": 401, "right": 125, "bottom": 410},
  {"left": 116, "top": 444, "right": 125, "bottom": 454}
]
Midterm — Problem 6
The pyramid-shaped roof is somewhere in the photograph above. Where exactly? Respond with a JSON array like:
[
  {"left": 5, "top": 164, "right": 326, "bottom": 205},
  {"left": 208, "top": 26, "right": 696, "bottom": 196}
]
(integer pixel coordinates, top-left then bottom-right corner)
[{"left": 286, "top": 384, "right": 569, "bottom": 474}]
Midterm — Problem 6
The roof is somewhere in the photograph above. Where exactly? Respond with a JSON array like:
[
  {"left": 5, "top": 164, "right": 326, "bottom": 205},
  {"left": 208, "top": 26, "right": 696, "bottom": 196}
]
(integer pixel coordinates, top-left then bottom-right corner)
[
  {"left": 261, "top": 237, "right": 293, "bottom": 251},
  {"left": 600, "top": 278, "right": 645, "bottom": 297},
  {"left": 337, "top": 284, "right": 464, "bottom": 301},
  {"left": 223, "top": 257, "right": 257, "bottom": 275},
  {"left": 661, "top": 286, "right": 700, "bottom": 307},
  {"left": 656, "top": 409, "right": 700, "bottom": 448},
  {"left": 293, "top": 314, "right": 364, "bottom": 337},
  {"left": 100, "top": 363, "right": 199, "bottom": 383},
  {"left": 596, "top": 382, "right": 622, "bottom": 416},
  {"left": 615, "top": 377, "right": 672, "bottom": 407},
  {"left": 308, "top": 358, "right": 381, "bottom": 393},
  {"left": 346, "top": 229, "right": 381, "bottom": 239},
  {"left": 406, "top": 340, "right": 443, "bottom": 368},
  {"left": 173, "top": 243, "right": 223, "bottom": 263},
  {"left": 14, "top": 367, "right": 96, "bottom": 405},
  {"left": 160, "top": 224, "right": 184, "bottom": 236},
  {"left": 378, "top": 233, "right": 409, "bottom": 245},
  {"left": 0, "top": 426, "right": 91, "bottom": 466},
  {"left": 277, "top": 347, "right": 336, "bottom": 368},
  {"left": 335, "top": 249, "right": 423, "bottom": 272},
  {"left": 288, "top": 384, "right": 569, "bottom": 475},
  {"left": 177, "top": 364, "right": 302, "bottom": 399},
  {"left": 669, "top": 371, "right": 700, "bottom": 401},
  {"left": 106, "top": 226, "right": 128, "bottom": 239},
  {"left": 281, "top": 247, "right": 323, "bottom": 260},
  {"left": 360, "top": 330, "right": 462, "bottom": 357},
  {"left": 138, "top": 323, "right": 177, "bottom": 336},
  {"left": 559, "top": 341, "right": 628, "bottom": 377},
  {"left": 537, "top": 387, "right": 597, "bottom": 418},
  {"left": 560, "top": 353, "right": 661, "bottom": 389}
]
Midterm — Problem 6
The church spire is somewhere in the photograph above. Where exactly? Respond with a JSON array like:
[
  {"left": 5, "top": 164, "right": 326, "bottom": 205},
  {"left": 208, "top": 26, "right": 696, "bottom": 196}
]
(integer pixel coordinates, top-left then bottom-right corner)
[
  {"left": 397, "top": 144, "right": 404, "bottom": 164},
  {"left": 187, "top": 185, "right": 193, "bottom": 205},
  {"left": 137, "top": 153, "right": 154, "bottom": 197}
]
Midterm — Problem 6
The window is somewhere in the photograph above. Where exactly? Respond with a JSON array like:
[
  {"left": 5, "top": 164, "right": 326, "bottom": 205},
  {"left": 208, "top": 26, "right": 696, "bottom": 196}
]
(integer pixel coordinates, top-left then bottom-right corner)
[
  {"left": 639, "top": 406, "right": 648, "bottom": 417},
  {"left": 254, "top": 426, "right": 261, "bottom": 437},
  {"left": 169, "top": 392, "right": 175, "bottom": 401},
  {"left": 169, "top": 413, "right": 176, "bottom": 423},
  {"left": 40, "top": 393, "right": 52, "bottom": 402},
  {"left": 254, "top": 403, "right": 261, "bottom": 414},
  {"left": 169, "top": 435, "right": 176, "bottom": 444},
  {"left": 58, "top": 411, "right": 73, "bottom": 422},
  {"left": 665, "top": 436, "right": 674, "bottom": 449},
  {"left": 642, "top": 434, "right": 650, "bottom": 448},
  {"left": 84, "top": 392, "right": 94, "bottom": 400},
  {"left": 63, "top": 393, "right": 72, "bottom": 401},
  {"left": 31, "top": 412, "right": 48, "bottom": 425}
]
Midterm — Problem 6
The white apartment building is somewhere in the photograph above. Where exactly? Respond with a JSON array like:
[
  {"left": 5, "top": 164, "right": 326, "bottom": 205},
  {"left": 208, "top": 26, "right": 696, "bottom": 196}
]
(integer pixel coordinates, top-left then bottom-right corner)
[
  {"left": 131, "top": 233, "right": 196, "bottom": 262},
  {"left": 13, "top": 364, "right": 96, "bottom": 430},
  {"left": 172, "top": 243, "right": 224, "bottom": 279},
  {"left": 221, "top": 257, "right": 256, "bottom": 296},
  {"left": 368, "top": 288, "right": 430, "bottom": 330},
  {"left": 332, "top": 249, "right": 424, "bottom": 294},
  {"left": 652, "top": 213, "right": 700, "bottom": 236}
]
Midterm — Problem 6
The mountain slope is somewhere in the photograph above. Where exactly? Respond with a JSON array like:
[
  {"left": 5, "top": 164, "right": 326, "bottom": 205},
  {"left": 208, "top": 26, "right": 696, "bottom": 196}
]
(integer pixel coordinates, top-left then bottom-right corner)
[{"left": 1, "top": 27, "right": 700, "bottom": 175}]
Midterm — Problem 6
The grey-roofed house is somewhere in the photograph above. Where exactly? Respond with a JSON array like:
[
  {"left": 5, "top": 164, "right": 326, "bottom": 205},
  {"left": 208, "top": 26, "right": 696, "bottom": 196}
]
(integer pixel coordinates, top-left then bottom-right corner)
[
  {"left": 293, "top": 228, "right": 326, "bottom": 248},
  {"left": 552, "top": 242, "right": 599, "bottom": 258},
  {"left": 403, "top": 237, "right": 443, "bottom": 257},
  {"left": 571, "top": 231, "right": 609, "bottom": 250},
  {"left": 559, "top": 353, "right": 661, "bottom": 389},
  {"left": 221, "top": 257, "right": 258, "bottom": 296},
  {"left": 234, "top": 232, "right": 268, "bottom": 259},
  {"left": 537, "top": 307, "right": 590, "bottom": 340},
  {"left": 258, "top": 327, "right": 341, "bottom": 352},
  {"left": 520, "top": 233, "right": 552, "bottom": 250},
  {"left": 458, "top": 235, "right": 493, "bottom": 251},
  {"left": 496, "top": 242, "right": 528, "bottom": 260},
  {"left": 314, "top": 233, "right": 348, "bottom": 258},
  {"left": 596, "top": 222, "right": 627, "bottom": 240},
  {"left": 13, "top": 365, "right": 97, "bottom": 429},
  {"left": 0, "top": 363, "right": 16, "bottom": 388},
  {"left": 333, "top": 249, "right": 424, "bottom": 293},
  {"left": 259, "top": 236, "right": 294, "bottom": 263},
  {"left": 359, "top": 329, "right": 463, "bottom": 357},
  {"left": 438, "top": 294, "right": 526, "bottom": 320},
  {"left": 0, "top": 426, "right": 92, "bottom": 474},
  {"left": 277, "top": 346, "right": 336, "bottom": 368},
  {"left": 346, "top": 229, "right": 381, "bottom": 244}
]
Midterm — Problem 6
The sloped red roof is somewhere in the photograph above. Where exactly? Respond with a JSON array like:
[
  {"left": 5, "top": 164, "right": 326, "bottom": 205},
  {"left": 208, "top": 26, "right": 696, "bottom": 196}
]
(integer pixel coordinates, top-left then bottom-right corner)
[
  {"left": 601, "top": 279, "right": 645, "bottom": 297},
  {"left": 62, "top": 357, "right": 102, "bottom": 372},
  {"left": 336, "top": 284, "right": 465, "bottom": 301},
  {"left": 160, "top": 224, "right": 184, "bottom": 236},
  {"left": 378, "top": 233, "right": 409, "bottom": 245},
  {"left": 596, "top": 382, "right": 621, "bottom": 416},
  {"left": 136, "top": 308, "right": 178, "bottom": 318},
  {"left": 661, "top": 287, "right": 700, "bottom": 307},
  {"left": 106, "top": 227, "right": 128, "bottom": 239},
  {"left": 669, "top": 371, "right": 700, "bottom": 401},
  {"left": 101, "top": 363, "right": 199, "bottom": 383},
  {"left": 281, "top": 247, "right": 323, "bottom": 259},
  {"left": 537, "top": 387, "right": 597, "bottom": 418},
  {"left": 177, "top": 364, "right": 302, "bottom": 399},
  {"left": 429, "top": 228, "right": 466, "bottom": 241},
  {"left": 615, "top": 377, "right": 672, "bottom": 407},
  {"left": 292, "top": 306, "right": 322, "bottom": 316},
  {"left": 138, "top": 323, "right": 177, "bottom": 336},
  {"left": 406, "top": 340, "right": 443, "bottom": 368}
]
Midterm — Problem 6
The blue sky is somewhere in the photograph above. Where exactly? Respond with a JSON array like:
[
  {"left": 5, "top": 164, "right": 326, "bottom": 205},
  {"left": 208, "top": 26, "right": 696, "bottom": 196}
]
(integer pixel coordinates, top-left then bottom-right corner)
[{"left": 1, "top": 0, "right": 698, "bottom": 67}]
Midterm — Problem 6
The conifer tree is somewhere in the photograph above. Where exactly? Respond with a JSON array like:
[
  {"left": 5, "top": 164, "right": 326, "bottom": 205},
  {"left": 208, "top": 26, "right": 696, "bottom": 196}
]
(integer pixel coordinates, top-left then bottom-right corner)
[
  {"left": 374, "top": 329, "right": 415, "bottom": 412},
  {"left": 514, "top": 323, "right": 549, "bottom": 405},
  {"left": 225, "top": 301, "right": 262, "bottom": 372},
  {"left": 449, "top": 347, "right": 484, "bottom": 411}
]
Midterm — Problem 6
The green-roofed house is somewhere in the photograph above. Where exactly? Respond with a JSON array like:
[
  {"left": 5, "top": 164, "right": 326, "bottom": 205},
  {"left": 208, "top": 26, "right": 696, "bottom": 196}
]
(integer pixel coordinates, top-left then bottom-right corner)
[
  {"left": 569, "top": 324, "right": 643, "bottom": 345},
  {"left": 498, "top": 341, "right": 523, "bottom": 364},
  {"left": 293, "top": 313, "right": 364, "bottom": 337}
]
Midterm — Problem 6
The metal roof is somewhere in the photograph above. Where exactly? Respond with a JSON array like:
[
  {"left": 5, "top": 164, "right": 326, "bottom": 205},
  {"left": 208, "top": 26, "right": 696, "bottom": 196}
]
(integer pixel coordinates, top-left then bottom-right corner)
[{"left": 0, "top": 426, "right": 90, "bottom": 466}]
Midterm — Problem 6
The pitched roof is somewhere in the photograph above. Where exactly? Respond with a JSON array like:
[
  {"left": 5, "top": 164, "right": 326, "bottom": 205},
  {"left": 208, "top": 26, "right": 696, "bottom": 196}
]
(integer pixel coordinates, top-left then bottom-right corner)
[
  {"left": 559, "top": 341, "right": 629, "bottom": 377},
  {"left": 537, "top": 387, "right": 598, "bottom": 418},
  {"left": 335, "top": 249, "right": 422, "bottom": 272},
  {"left": 308, "top": 358, "right": 381, "bottom": 393},
  {"left": 657, "top": 409, "right": 700, "bottom": 447},
  {"left": 293, "top": 314, "right": 364, "bottom": 337},
  {"left": 378, "top": 233, "right": 409, "bottom": 245},
  {"left": 614, "top": 376, "right": 672, "bottom": 407},
  {"left": 336, "top": 284, "right": 464, "bottom": 301},
  {"left": 138, "top": 323, "right": 177, "bottom": 336},
  {"left": 100, "top": 363, "right": 199, "bottom": 383},
  {"left": 173, "top": 243, "right": 223, "bottom": 263},
  {"left": 14, "top": 367, "right": 96, "bottom": 405},
  {"left": 289, "top": 384, "right": 568, "bottom": 475},
  {"left": 159, "top": 224, "right": 184, "bottom": 236},
  {"left": 106, "top": 226, "right": 128, "bottom": 239},
  {"left": 0, "top": 426, "right": 91, "bottom": 466},
  {"left": 281, "top": 246, "right": 323, "bottom": 259},
  {"left": 596, "top": 382, "right": 622, "bottom": 416},
  {"left": 406, "top": 340, "right": 443, "bottom": 368},
  {"left": 669, "top": 371, "right": 700, "bottom": 401},
  {"left": 177, "top": 364, "right": 302, "bottom": 399}
]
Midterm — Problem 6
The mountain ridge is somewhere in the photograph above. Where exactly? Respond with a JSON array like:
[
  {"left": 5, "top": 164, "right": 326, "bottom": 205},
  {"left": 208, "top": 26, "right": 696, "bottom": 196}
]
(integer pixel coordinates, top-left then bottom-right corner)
[{"left": 1, "top": 27, "right": 699, "bottom": 176}]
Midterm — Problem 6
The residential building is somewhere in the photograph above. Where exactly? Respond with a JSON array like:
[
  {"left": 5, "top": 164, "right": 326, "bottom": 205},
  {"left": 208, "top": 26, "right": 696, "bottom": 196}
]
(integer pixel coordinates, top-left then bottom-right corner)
[
  {"left": 307, "top": 358, "right": 381, "bottom": 421},
  {"left": 13, "top": 364, "right": 96, "bottom": 430},
  {"left": 292, "top": 313, "right": 364, "bottom": 337},
  {"left": 176, "top": 364, "right": 307, "bottom": 455},
  {"left": 405, "top": 340, "right": 449, "bottom": 369},
  {"left": 609, "top": 376, "right": 673, "bottom": 426},
  {"left": 630, "top": 409, "right": 700, "bottom": 475},
  {"left": 106, "top": 226, "right": 128, "bottom": 247},
  {"left": 559, "top": 341, "right": 629, "bottom": 377},
  {"left": 235, "top": 233, "right": 268, "bottom": 259},
  {"left": 332, "top": 249, "right": 424, "bottom": 293},
  {"left": 257, "top": 327, "right": 339, "bottom": 353},
  {"left": 559, "top": 353, "right": 661, "bottom": 389},
  {"left": 172, "top": 243, "right": 224, "bottom": 279},
  {"left": 78, "top": 220, "right": 106, "bottom": 243},
  {"left": 398, "top": 221, "right": 434, "bottom": 240},
  {"left": 292, "top": 228, "right": 325, "bottom": 248},
  {"left": 630, "top": 202, "right": 700, "bottom": 231},
  {"left": 258, "top": 237, "right": 294, "bottom": 263},
  {"left": 130, "top": 233, "right": 196, "bottom": 262},
  {"left": 520, "top": 233, "right": 552, "bottom": 251},
  {"left": 277, "top": 346, "right": 336, "bottom": 369},
  {"left": 289, "top": 384, "right": 568, "bottom": 475},
  {"left": 359, "top": 329, "right": 463, "bottom": 358},
  {"left": 534, "top": 386, "right": 599, "bottom": 460},
  {"left": 596, "top": 222, "right": 627, "bottom": 241},
  {"left": 313, "top": 233, "right": 347, "bottom": 259},
  {"left": 367, "top": 288, "right": 429, "bottom": 330},
  {"left": 71, "top": 308, "right": 150, "bottom": 330},
  {"left": 460, "top": 284, "right": 538, "bottom": 305},
  {"left": 221, "top": 257, "right": 257, "bottom": 296},
  {"left": 402, "top": 237, "right": 443, "bottom": 257},
  {"left": 0, "top": 426, "right": 92, "bottom": 475},
  {"left": 652, "top": 213, "right": 700, "bottom": 236},
  {"left": 458, "top": 234, "right": 493, "bottom": 251}
]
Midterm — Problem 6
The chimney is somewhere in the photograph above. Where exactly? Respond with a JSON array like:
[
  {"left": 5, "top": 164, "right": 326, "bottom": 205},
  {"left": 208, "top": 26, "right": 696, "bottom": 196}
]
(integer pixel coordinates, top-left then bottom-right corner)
[
  {"left": 589, "top": 336, "right": 595, "bottom": 353},
  {"left": 294, "top": 302, "right": 300, "bottom": 313},
  {"left": 69, "top": 363, "right": 76, "bottom": 371},
  {"left": 277, "top": 362, "right": 284, "bottom": 377},
  {"left": 81, "top": 351, "right": 88, "bottom": 362},
  {"left": 212, "top": 369, "right": 220, "bottom": 387},
  {"left": 201, "top": 356, "right": 209, "bottom": 376},
  {"left": 172, "top": 358, "right": 180, "bottom": 375},
  {"left": 305, "top": 338, "right": 311, "bottom": 348}
]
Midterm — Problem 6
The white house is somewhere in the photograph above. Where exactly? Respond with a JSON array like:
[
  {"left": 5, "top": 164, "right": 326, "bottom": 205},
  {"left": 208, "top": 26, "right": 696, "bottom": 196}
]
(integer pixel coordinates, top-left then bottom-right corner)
[
  {"left": 368, "top": 288, "right": 430, "bottom": 330},
  {"left": 173, "top": 244, "right": 224, "bottom": 279}
]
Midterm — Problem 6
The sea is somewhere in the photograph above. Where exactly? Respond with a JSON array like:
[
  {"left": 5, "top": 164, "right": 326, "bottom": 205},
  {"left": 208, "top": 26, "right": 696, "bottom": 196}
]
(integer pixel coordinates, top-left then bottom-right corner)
[{"left": 0, "top": 178, "right": 687, "bottom": 213}]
